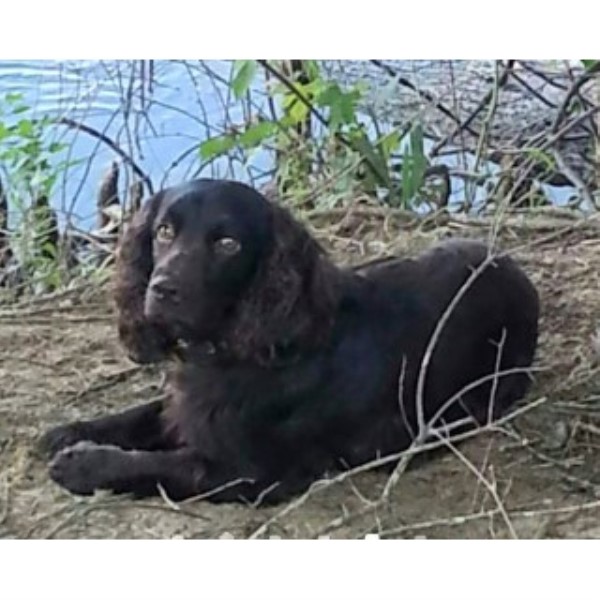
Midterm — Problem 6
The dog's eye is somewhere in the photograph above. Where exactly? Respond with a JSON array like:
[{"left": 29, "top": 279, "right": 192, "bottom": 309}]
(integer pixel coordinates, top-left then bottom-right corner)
[
  {"left": 155, "top": 223, "right": 175, "bottom": 244},
  {"left": 213, "top": 236, "right": 241, "bottom": 256}
]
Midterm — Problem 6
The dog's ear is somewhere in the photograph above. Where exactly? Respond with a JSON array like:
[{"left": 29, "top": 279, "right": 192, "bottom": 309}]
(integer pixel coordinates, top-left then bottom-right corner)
[
  {"left": 225, "top": 204, "right": 339, "bottom": 363},
  {"left": 113, "top": 192, "right": 174, "bottom": 363}
]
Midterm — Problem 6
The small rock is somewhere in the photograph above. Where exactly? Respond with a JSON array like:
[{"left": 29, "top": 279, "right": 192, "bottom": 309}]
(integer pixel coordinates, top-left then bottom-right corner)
[{"left": 545, "top": 420, "right": 570, "bottom": 450}]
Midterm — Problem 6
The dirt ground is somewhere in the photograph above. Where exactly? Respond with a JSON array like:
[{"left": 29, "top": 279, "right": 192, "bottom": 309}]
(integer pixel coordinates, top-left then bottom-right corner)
[{"left": 1, "top": 207, "right": 599, "bottom": 539}]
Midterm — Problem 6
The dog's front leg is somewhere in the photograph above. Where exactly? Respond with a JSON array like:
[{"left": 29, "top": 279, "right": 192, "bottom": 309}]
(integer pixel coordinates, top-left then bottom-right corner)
[
  {"left": 48, "top": 442, "right": 203, "bottom": 500},
  {"left": 40, "top": 400, "right": 172, "bottom": 458}
]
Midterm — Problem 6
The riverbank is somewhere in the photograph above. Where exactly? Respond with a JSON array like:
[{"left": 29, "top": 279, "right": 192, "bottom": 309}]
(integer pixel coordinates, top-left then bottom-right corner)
[{"left": 1, "top": 205, "right": 599, "bottom": 539}]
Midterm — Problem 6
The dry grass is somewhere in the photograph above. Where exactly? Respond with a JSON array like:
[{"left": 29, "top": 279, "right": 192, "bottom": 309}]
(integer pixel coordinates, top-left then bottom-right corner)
[{"left": 1, "top": 205, "right": 599, "bottom": 539}]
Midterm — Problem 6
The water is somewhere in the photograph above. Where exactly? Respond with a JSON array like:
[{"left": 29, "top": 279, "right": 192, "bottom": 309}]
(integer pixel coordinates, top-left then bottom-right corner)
[
  {"left": 0, "top": 60, "right": 276, "bottom": 228},
  {"left": 0, "top": 60, "right": 576, "bottom": 230}
]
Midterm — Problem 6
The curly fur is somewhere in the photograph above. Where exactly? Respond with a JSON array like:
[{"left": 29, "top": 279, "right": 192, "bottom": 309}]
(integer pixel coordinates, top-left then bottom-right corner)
[
  {"left": 222, "top": 203, "right": 340, "bottom": 362},
  {"left": 41, "top": 179, "right": 540, "bottom": 505},
  {"left": 113, "top": 191, "right": 175, "bottom": 364}
]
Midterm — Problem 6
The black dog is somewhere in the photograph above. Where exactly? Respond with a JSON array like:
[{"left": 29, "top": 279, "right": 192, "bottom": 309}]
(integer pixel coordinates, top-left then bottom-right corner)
[{"left": 41, "top": 179, "right": 540, "bottom": 504}]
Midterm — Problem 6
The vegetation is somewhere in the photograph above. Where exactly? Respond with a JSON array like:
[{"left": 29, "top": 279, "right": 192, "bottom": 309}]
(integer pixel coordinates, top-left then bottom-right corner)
[
  {"left": 0, "top": 92, "right": 74, "bottom": 294},
  {"left": 199, "top": 60, "right": 431, "bottom": 209},
  {"left": 0, "top": 59, "right": 598, "bottom": 300}
]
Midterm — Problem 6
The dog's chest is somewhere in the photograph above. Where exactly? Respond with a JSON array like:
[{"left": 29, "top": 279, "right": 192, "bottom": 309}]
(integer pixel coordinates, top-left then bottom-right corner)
[{"left": 164, "top": 359, "right": 326, "bottom": 452}]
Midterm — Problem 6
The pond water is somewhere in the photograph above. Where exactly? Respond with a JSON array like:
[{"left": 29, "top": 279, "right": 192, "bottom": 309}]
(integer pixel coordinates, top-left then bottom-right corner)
[{"left": 0, "top": 60, "right": 574, "bottom": 229}]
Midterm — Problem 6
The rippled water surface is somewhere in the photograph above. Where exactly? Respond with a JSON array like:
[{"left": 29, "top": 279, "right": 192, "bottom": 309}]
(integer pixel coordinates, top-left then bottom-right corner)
[{"left": 1, "top": 60, "right": 260, "bottom": 225}]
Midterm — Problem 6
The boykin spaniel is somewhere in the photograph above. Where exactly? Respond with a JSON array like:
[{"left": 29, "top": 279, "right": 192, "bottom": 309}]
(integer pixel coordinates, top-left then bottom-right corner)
[{"left": 41, "top": 179, "right": 540, "bottom": 504}]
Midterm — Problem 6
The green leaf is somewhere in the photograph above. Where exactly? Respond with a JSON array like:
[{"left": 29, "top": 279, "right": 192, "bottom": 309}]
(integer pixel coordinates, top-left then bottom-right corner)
[
  {"left": 581, "top": 59, "right": 600, "bottom": 71},
  {"left": 302, "top": 60, "right": 321, "bottom": 80},
  {"left": 401, "top": 147, "right": 414, "bottom": 208},
  {"left": 55, "top": 157, "right": 86, "bottom": 170},
  {"left": 315, "top": 82, "right": 341, "bottom": 107},
  {"left": 523, "top": 147, "right": 555, "bottom": 172},
  {"left": 48, "top": 142, "right": 67, "bottom": 154},
  {"left": 232, "top": 60, "right": 257, "bottom": 100},
  {"left": 398, "top": 123, "right": 428, "bottom": 208},
  {"left": 199, "top": 135, "right": 236, "bottom": 160},
  {"left": 288, "top": 98, "right": 310, "bottom": 124},
  {"left": 11, "top": 105, "right": 30, "bottom": 115},
  {"left": 316, "top": 83, "right": 358, "bottom": 129},
  {"left": 296, "top": 80, "right": 323, "bottom": 98},
  {"left": 41, "top": 241, "right": 57, "bottom": 258},
  {"left": 281, "top": 89, "right": 311, "bottom": 124},
  {"left": 17, "top": 119, "right": 34, "bottom": 137},
  {"left": 378, "top": 130, "right": 401, "bottom": 159},
  {"left": 338, "top": 95, "right": 356, "bottom": 125},
  {"left": 278, "top": 114, "right": 297, "bottom": 129},
  {"left": 410, "top": 123, "right": 427, "bottom": 180},
  {"left": 238, "top": 121, "right": 277, "bottom": 148},
  {"left": 5, "top": 92, "right": 24, "bottom": 104},
  {"left": 350, "top": 129, "right": 390, "bottom": 188}
]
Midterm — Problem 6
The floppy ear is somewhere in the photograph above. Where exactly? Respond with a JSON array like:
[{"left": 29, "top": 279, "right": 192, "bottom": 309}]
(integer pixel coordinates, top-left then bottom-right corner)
[
  {"left": 225, "top": 204, "right": 340, "bottom": 363},
  {"left": 113, "top": 192, "right": 174, "bottom": 363}
]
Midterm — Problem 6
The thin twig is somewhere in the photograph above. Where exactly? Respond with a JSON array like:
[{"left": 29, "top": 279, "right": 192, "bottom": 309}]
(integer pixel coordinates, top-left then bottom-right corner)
[
  {"left": 369, "top": 60, "right": 479, "bottom": 138},
  {"left": 509, "top": 70, "right": 558, "bottom": 109},
  {"left": 431, "top": 429, "right": 518, "bottom": 539},
  {"left": 517, "top": 61, "right": 569, "bottom": 91},
  {"left": 377, "top": 498, "right": 600, "bottom": 538},
  {"left": 488, "top": 328, "right": 507, "bottom": 424},
  {"left": 465, "top": 60, "right": 506, "bottom": 208},
  {"left": 56, "top": 117, "right": 154, "bottom": 195}
]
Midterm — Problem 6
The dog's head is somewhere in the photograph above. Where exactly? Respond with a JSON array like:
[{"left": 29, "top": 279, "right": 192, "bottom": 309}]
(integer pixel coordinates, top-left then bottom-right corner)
[{"left": 114, "top": 179, "right": 339, "bottom": 364}]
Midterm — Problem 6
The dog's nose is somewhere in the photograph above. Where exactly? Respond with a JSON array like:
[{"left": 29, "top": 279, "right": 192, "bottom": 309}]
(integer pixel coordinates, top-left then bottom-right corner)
[{"left": 148, "top": 275, "right": 179, "bottom": 302}]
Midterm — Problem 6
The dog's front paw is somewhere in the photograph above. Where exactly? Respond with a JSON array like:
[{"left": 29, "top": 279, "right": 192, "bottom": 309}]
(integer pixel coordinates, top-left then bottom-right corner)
[
  {"left": 38, "top": 422, "right": 91, "bottom": 459},
  {"left": 49, "top": 441, "right": 121, "bottom": 496}
]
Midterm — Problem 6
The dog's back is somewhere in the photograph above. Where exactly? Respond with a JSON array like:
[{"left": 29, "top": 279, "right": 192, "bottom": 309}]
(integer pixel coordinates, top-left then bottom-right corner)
[{"left": 353, "top": 238, "right": 539, "bottom": 431}]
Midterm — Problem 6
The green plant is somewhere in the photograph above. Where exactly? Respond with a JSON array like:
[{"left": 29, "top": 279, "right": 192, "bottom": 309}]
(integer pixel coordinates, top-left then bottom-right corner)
[
  {"left": 199, "top": 60, "right": 429, "bottom": 209},
  {"left": 0, "top": 92, "right": 69, "bottom": 292},
  {"left": 581, "top": 59, "right": 600, "bottom": 71}
]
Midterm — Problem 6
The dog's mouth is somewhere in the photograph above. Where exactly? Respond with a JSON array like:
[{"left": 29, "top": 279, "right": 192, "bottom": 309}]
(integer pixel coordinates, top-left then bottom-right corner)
[
  {"left": 144, "top": 290, "right": 219, "bottom": 350},
  {"left": 172, "top": 338, "right": 220, "bottom": 363}
]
